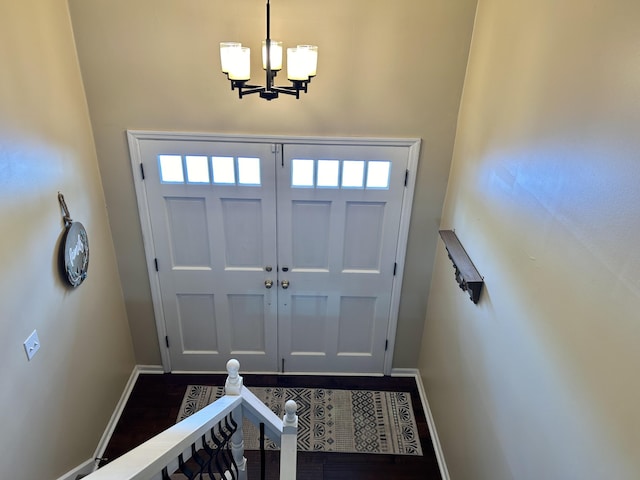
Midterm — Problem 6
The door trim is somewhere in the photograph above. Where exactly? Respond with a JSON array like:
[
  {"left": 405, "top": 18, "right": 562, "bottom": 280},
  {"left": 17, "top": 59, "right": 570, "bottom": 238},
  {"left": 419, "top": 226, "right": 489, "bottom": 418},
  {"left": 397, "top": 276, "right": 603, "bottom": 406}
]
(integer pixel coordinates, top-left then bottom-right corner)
[{"left": 127, "top": 130, "right": 421, "bottom": 374}]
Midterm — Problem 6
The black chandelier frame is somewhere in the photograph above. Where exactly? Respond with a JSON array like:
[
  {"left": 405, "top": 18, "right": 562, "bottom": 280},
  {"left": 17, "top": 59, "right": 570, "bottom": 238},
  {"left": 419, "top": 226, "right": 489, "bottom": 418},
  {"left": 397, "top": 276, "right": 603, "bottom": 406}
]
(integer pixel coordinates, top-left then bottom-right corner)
[{"left": 224, "top": 0, "right": 314, "bottom": 100}]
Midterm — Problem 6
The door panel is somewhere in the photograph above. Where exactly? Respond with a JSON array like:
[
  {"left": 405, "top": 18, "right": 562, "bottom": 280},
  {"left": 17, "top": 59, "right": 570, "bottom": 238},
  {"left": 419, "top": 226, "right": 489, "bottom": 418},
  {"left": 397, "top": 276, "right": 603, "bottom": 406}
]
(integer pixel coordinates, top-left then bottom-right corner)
[
  {"left": 337, "top": 296, "right": 377, "bottom": 354},
  {"left": 139, "top": 139, "right": 278, "bottom": 372},
  {"left": 277, "top": 144, "right": 408, "bottom": 373},
  {"left": 165, "top": 197, "right": 212, "bottom": 267},
  {"left": 343, "top": 202, "right": 386, "bottom": 270},
  {"left": 175, "top": 294, "right": 218, "bottom": 352}
]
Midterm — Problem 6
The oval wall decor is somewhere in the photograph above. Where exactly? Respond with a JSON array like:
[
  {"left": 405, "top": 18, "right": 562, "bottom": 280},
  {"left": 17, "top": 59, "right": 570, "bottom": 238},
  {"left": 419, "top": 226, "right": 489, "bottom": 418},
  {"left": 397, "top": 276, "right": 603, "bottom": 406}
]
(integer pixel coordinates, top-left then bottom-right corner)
[
  {"left": 58, "top": 193, "right": 89, "bottom": 288},
  {"left": 63, "top": 221, "right": 89, "bottom": 287}
]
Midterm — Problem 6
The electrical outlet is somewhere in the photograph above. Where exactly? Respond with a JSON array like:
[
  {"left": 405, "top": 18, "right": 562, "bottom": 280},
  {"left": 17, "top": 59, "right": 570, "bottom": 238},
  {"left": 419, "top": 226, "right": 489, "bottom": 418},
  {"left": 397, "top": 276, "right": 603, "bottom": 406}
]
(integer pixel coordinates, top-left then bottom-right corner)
[{"left": 23, "top": 330, "right": 41, "bottom": 361}]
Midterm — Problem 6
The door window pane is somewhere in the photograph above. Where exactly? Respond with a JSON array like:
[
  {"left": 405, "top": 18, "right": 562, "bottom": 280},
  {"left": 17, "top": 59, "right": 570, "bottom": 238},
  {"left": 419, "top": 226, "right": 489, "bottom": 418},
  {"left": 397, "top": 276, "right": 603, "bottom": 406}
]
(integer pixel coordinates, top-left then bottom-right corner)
[
  {"left": 238, "top": 157, "right": 261, "bottom": 185},
  {"left": 317, "top": 160, "right": 340, "bottom": 187},
  {"left": 291, "top": 159, "right": 314, "bottom": 187},
  {"left": 212, "top": 156, "right": 236, "bottom": 184},
  {"left": 342, "top": 160, "right": 365, "bottom": 188},
  {"left": 366, "top": 161, "right": 391, "bottom": 189},
  {"left": 185, "top": 155, "right": 210, "bottom": 183},
  {"left": 159, "top": 155, "right": 184, "bottom": 183}
]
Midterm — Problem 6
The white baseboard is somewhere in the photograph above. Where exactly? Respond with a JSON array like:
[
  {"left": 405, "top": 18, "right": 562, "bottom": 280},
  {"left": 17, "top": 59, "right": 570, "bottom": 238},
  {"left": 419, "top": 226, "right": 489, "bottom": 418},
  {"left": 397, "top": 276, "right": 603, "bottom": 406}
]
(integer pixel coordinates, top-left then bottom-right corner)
[
  {"left": 136, "top": 364, "right": 166, "bottom": 374},
  {"left": 390, "top": 367, "right": 419, "bottom": 376},
  {"left": 91, "top": 365, "right": 164, "bottom": 471},
  {"left": 59, "top": 365, "right": 164, "bottom": 478},
  {"left": 55, "top": 458, "right": 95, "bottom": 480},
  {"left": 172, "top": 369, "right": 385, "bottom": 376},
  {"left": 393, "top": 368, "right": 450, "bottom": 480}
]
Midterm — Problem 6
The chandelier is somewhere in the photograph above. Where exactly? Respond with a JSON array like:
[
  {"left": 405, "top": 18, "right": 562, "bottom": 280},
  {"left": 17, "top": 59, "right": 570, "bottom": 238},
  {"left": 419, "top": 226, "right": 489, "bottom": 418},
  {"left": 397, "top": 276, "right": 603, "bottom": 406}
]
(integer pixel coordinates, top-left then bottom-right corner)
[{"left": 219, "top": 0, "right": 318, "bottom": 100}]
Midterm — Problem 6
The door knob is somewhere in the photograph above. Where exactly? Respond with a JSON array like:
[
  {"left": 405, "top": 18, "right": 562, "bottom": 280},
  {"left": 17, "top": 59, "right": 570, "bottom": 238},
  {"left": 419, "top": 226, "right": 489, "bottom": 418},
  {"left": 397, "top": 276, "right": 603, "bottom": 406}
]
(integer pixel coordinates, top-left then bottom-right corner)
[
  {"left": 265, "top": 279, "right": 273, "bottom": 289},
  {"left": 281, "top": 280, "right": 290, "bottom": 289}
]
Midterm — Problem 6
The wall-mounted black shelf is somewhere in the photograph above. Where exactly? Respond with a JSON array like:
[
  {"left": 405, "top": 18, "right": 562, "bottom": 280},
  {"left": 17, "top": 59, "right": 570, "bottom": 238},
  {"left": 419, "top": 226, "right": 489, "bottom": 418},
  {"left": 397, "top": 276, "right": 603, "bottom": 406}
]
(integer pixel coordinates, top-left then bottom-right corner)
[{"left": 439, "top": 230, "right": 484, "bottom": 304}]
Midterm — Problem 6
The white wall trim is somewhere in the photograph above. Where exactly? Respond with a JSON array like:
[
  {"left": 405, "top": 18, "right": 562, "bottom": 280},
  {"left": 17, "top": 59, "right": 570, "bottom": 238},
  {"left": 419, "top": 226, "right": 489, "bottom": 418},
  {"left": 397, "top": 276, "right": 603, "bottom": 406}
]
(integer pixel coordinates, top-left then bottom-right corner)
[
  {"left": 384, "top": 139, "right": 421, "bottom": 375},
  {"left": 392, "top": 368, "right": 451, "bottom": 480},
  {"left": 57, "top": 365, "right": 164, "bottom": 478},
  {"left": 126, "top": 130, "right": 421, "bottom": 148},
  {"left": 91, "top": 365, "right": 164, "bottom": 471},
  {"left": 127, "top": 131, "right": 173, "bottom": 373},
  {"left": 56, "top": 458, "right": 95, "bottom": 480},
  {"left": 390, "top": 367, "right": 421, "bottom": 377},
  {"left": 127, "top": 130, "right": 421, "bottom": 375}
]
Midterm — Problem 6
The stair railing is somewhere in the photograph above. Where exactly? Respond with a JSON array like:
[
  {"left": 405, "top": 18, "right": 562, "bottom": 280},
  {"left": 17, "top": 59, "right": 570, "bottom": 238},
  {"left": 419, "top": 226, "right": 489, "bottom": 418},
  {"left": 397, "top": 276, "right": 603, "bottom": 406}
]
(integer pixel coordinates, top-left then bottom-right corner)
[{"left": 84, "top": 359, "right": 298, "bottom": 480}]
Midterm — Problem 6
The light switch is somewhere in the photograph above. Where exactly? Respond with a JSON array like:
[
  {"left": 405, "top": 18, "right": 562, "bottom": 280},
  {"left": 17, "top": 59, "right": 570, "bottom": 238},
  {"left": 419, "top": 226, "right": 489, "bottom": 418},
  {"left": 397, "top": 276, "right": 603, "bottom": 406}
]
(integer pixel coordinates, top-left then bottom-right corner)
[{"left": 23, "top": 330, "right": 41, "bottom": 361}]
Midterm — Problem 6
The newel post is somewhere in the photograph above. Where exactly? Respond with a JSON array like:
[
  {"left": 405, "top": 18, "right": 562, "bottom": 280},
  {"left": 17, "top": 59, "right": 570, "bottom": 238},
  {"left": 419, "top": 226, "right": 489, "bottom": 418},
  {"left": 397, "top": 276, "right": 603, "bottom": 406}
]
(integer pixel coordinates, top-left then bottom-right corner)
[
  {"left": 279, "top": 399, "right": 298, "bottom": 479},
  {"left": 225, "top": 359, "right": 247, "bottom": 480}
]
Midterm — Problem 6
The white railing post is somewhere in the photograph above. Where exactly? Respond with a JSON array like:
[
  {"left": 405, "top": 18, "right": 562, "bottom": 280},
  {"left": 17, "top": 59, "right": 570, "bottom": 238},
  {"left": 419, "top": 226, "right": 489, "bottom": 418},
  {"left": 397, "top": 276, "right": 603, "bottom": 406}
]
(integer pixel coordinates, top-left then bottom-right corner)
[
  {"left": 280, "top": 399, "right": 298, "bottom": 480},
  {"left": 225, "top": 359, "right": 247, "bottom": 480}
]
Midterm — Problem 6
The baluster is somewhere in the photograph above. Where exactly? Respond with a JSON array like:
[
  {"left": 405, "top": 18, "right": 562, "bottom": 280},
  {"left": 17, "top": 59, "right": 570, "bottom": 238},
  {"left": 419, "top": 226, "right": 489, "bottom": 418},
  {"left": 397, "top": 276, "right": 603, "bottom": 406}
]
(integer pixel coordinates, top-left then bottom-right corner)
[
  {"left": 225, "top": 359, "right": 247, "bottom": 480},
  {"left": 190, "top": 443, "right": 208, "bottom": 477},
  {"left": 221, "top": 414, "right": 239, "bottom": 478},
  {"left": 260, "top": 422, "right": 266, "bottom": 480},
  {"left": 177, "top": 453, "right": 194, "bottom": 479},
  {"left": 229, "top": 409, "right": 247, "bottom": 480},
  {"left": 209, "top": 422, "right": 227, "bottom": 477}
]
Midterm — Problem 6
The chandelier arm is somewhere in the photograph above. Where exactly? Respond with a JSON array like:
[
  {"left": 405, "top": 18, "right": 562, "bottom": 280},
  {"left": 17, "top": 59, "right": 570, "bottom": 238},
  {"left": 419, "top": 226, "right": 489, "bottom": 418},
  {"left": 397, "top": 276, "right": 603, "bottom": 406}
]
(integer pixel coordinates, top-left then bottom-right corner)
[
  {"left": 270, "top": 87, "right": 299, "bottom": 99},
  {"left": 237, "top": 86, "right": 265, "bottom": 99},
  {"left": 272, "top": 84, "right": 307, "bottom": 95},
  {"left": 279, "top": 81, "right": 308, "bottom": 93}
]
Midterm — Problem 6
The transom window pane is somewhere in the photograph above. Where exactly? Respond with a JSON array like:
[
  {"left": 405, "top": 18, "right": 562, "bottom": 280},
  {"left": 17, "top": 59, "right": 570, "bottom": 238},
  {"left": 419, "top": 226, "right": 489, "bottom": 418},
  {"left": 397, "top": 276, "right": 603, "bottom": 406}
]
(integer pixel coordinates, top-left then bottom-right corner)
[
  {"left": 342, "top": 160, "right": 365, "bottom": 188},
  {"left": 185, "top": 155, "right": 210, "bottom": 183},
  {"left": 317, "top": 160, "right": 340, "bottom": 187},
  {"left": 366, "top": 161, "right": 391, "bottom": 189},
  {"left": 158, "top": 155, "right": 184, "bottom": 183},
  {"left": 212, "top": 156, "right": 235, "bottom": 184},
  {"left": 291, "top": 159, "right": 314, "bottom": 187},
  {"left": 238, "top": 157, "right": 261, "bottom": 185}
]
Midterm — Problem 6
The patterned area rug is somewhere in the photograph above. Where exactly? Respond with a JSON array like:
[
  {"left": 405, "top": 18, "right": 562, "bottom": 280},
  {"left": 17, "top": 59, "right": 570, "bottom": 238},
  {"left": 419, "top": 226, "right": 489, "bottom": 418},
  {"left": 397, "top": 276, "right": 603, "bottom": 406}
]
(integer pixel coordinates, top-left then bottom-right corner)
[{"left": 177, "top": 385, "right": 423, "bottom": 456}]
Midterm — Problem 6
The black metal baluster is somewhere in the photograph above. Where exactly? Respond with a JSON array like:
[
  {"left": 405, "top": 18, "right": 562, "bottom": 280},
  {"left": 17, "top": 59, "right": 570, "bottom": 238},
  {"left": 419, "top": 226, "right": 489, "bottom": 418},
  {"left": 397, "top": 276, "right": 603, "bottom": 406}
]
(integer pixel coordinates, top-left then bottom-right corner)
[
  {"left": 260, "top": 422, "right": 266, "bottom": 480},
  {"left": 178, "top": 453, "right": 194, "bottom": 479},
  {"left": 161, "top": 466, "right": 171, "bottom": 480},
  {"left": 219, "top": 414, "right": 238, "bottom": 479},
  {"left": 190, "top": 443, "right": 208, "bottom": 479},
  {"left": 210, "top": 421, "right": 228, "bottom": 478},
  {"left": 198, "top": 434, "right": 214, "bottom": 479}
]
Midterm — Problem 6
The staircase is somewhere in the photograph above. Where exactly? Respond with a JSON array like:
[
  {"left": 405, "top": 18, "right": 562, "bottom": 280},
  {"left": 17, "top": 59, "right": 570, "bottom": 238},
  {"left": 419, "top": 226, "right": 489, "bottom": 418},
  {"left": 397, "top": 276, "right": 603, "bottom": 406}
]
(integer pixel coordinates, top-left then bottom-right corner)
[{"left": 81, "top": 360, "right": 298, "bottom": 480}]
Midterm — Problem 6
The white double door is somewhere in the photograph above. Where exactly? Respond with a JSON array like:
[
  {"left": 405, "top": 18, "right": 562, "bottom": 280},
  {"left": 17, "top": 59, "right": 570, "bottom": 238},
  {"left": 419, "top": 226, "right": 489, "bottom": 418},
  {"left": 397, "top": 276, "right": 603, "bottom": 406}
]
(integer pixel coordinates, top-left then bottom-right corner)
[{"left": 134, "top": 135, "right": 412, "bottom": 373}]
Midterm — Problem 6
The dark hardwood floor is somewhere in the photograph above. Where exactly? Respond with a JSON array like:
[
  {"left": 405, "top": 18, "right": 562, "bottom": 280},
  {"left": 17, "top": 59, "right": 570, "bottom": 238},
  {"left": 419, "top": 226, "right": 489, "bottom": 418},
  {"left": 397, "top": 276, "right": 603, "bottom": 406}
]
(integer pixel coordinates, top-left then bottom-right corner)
[{"left": 102, "top": 373, "right": 442, "bottom": 479}]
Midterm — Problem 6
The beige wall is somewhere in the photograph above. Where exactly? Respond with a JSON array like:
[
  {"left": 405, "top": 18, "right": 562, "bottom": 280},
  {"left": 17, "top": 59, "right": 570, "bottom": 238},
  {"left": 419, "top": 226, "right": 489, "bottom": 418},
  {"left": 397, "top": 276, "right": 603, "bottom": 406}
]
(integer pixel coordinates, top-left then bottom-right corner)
[
  {"left": 0, "top": 1, "right": 135, "bottom": 478},
  {"left": 67, "top": 0, "right": 478, "bottom": 367},
  {"left": 421, "top": 0, "right": 640, "bottom": 478}
]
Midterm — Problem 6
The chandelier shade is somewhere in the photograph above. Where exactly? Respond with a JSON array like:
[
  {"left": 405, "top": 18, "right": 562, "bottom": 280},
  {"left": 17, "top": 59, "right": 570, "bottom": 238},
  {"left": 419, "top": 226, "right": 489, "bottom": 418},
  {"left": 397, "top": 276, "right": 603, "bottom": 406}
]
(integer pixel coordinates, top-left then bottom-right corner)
[
  {"left": 262, "top": 40, "right": 283, "bottom": 71},
  {"left": 220, "top": 0, "right": 318, "bottom": 100}
]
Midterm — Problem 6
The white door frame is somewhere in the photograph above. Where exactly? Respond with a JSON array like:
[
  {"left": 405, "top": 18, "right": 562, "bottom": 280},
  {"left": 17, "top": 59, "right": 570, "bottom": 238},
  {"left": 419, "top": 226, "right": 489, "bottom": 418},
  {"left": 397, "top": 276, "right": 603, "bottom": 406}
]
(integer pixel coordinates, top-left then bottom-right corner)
[{"left": 127, "top": 131, "right": 420, "bottom": 374}]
